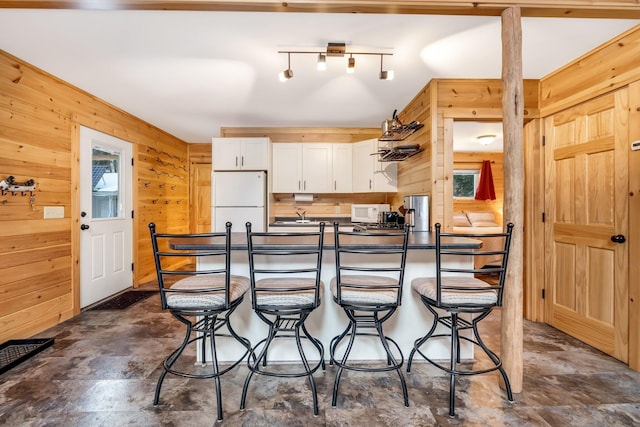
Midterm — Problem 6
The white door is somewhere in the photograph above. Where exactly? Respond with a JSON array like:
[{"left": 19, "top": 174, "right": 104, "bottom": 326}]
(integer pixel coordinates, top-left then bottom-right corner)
[{"left": 79, "top": 127, "right": 133, "bottom": 308}]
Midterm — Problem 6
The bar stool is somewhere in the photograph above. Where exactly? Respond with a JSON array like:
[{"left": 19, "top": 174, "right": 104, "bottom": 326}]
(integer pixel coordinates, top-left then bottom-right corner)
[
  {"left": 330, "top": 222, "right": 410, "bottom": 407},
  {"left": 407, "top": 222, "right": 514, "bottom": 417},
  {"left": 148, "top": 222, "right": 252, "bottom": 422},
  {"left": 240, "top": 222, "right": 326, "bottom": 416}
]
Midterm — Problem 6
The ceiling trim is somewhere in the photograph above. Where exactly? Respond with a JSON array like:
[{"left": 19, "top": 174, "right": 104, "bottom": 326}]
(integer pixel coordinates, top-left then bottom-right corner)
[{"left": 1, "top": 1, "right": 639, "bottom": 18}]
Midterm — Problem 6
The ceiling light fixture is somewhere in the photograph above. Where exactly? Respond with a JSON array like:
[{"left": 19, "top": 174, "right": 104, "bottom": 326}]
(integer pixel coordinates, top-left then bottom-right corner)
[
  {"left": 279, "top": 52, "right": 293, "bottom": 82},
  {"left": 379, "top": 54, "right": 394, "bottom": 80},
  {"left": 278, "top": 42, "right": 392, "bottom": 80},
  {"left": 347, "top": 55, "right": 355, "bottom": 74},
  {"left": 317, "top": 53, "right": 327, "bottom": 71},
  {"left": 477, "top": 134, "right": 496, "bottom": 145}
]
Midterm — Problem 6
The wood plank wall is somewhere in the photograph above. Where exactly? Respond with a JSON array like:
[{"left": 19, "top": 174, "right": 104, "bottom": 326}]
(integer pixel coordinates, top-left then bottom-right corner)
[
  {"left": 540, "top": 25, "right": 640, "bottom": 117},
  {"left": 0, "top": 49, "right": 188, "bottom": 343},
  {"left": 392, "top": 79, "right": 539, "bottom": 229}
]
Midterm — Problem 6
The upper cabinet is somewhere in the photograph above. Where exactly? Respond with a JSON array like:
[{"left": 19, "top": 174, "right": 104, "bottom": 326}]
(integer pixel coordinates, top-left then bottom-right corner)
[
  {"left": 212, "top": 137, "right": 269, "bottom": 171},
  {"left": 332, "top": 144, "right": 353, "bottom": 193},
  {"left": 352, "top": 139, "right": 397, "bottom": 193},
  {"left": 271, "top": 143, "right": 352, "bottom": 193}
]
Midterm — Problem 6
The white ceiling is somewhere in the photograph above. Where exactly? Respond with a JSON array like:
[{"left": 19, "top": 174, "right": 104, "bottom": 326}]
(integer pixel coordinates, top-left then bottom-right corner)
[{"left": 0, "top": 10, "right": 637, "bottom": 143}]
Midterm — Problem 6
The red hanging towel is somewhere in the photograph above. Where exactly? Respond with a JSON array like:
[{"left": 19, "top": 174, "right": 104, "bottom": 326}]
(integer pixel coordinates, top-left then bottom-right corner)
[{"left": 475, "top": 160, "right": 496, "bottom": 200}]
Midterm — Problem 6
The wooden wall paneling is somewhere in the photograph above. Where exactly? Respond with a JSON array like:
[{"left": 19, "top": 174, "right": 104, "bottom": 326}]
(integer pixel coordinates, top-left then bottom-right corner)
[
  {"left": 188, "top": 142, "right": 213, "bottom": 163},
  {"left": 540, "top": 26, "right": 640, "bottom": 117},
  {"left": 523, "top": 119, "right": 545, "bottom": 322},
  {"left": 221, "top": 127, "right": 380, "bottom": 143},
  {"left": 443, "top": 118, "right": 454, "bottom": 231},
  {"left": 0, "top": 49, "right": 189, "bottom": 343},
  {"left": 628, "top": 80, "right": 640, "bottom": 371}
]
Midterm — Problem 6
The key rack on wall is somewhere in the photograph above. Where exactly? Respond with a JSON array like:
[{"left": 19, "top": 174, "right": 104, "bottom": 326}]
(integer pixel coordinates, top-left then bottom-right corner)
[{"left": 0, "top": 176, "right": 36, "bottom": 196}]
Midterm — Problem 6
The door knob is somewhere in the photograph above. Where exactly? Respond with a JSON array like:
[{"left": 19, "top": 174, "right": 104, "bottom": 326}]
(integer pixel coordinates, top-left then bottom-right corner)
[
  {"left": 80, "top": 224, "right": 90, "bottom": 230},
  {"left": 610, "top": 234, "right": 626, "bottom": 243}
]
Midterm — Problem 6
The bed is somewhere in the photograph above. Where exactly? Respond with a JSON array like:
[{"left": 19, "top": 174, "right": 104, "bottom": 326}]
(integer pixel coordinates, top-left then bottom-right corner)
[{"left": 452, "top": 212, "right": 504, "bottom": 269}]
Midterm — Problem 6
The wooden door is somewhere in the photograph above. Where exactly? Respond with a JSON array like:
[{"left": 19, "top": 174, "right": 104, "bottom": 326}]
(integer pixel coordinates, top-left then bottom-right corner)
[
  {"left": 544, "top": 89, "right": 629, "bottom": 362},
  {"left": 190, "top": 163, "right": 211, "bottom": 233}
]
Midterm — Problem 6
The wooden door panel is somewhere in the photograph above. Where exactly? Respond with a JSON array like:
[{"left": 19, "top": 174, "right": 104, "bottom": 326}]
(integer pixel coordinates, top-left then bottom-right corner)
[
  {"left": 587, "top": 151, "right": 615, "bottom": 225},
  {"left": 554, "top": 158, "right": 575, "bottom": 222},
  {"left": 545, "top": 89, "right": 628, "bottom": 362},
  {"left": 587, "top": 246, "right": 614, "bottom": 324},
  {"left": 554, "top": 242, "right": 576, "bottom": 310}
]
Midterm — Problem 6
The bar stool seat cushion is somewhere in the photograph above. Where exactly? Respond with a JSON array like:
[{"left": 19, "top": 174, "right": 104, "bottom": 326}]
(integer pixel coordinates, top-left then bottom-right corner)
[
  {"left": 167, "top": 275, "right": 250, "bottom": 309},
  {"left": 330, "top": 275, "right": 399, "bottom": 305},
  {"left": 412, "top": 277, "right": 498, "bottom": 305},
  {"left": 254, "top": 277, "right": 322, "bottom": 307}
]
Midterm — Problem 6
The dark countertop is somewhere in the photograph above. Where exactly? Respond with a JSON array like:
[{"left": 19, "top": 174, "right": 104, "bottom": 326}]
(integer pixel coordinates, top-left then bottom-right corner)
[
  {"left": 269, "top": 217, "right": 353, "bottom": 227},
  {"left": 170, "top": 231, "right": 481, "bottom": 251}
]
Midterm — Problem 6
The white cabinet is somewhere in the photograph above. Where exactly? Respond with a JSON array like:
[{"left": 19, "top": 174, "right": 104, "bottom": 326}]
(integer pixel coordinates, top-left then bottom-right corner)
[
  {"left": 352, "top": 139, "right": 397, "bottom": 193},
  {"left": 272, "top": 143, "right": 303, "bottom": 193},
  {"left": 302, "top": 144, "right": 332, "bottom": 193},
  {"left": 332, "top": 144, "right": 353, "bottom": 193},
  {"left": 212, "top": 137, "right": 269, "bottom": 171},
  {"left": 272, "top": 143, "right": 349, "bottom": 193}
]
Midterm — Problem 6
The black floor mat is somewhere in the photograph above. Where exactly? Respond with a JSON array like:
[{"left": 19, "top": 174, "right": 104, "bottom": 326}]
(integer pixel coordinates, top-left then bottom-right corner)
[
  {"left": 0, "top": 338, "right": 54, "bottom": 375},
  {"left": 87, "top": 290, "right": 156, "bottom": 311}
]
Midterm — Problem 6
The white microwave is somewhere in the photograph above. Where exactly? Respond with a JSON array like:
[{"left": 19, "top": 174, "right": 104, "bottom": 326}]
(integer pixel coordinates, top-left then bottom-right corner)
[{"left": 351, "top": 203, "right": 390, "bottom": 224}]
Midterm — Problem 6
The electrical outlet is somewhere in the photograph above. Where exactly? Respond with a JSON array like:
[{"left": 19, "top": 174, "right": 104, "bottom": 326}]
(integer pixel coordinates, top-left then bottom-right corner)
[{"left": 44, "top": 206, "right": 64, "bottom": 219}]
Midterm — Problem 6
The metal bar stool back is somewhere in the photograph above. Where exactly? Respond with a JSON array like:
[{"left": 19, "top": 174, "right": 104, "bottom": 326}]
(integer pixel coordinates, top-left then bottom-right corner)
[
  {"left": 240, "top": 221, "right": 326, "bottom": 416},
  {"left": 148, "top": 222, "right": 251, "bottom": 422},
  {"left": 330, "top": 222, "right": 410, "bottom": 407},
  {"left": 407, "top": 222, "right": 514, "bottom": 417}
]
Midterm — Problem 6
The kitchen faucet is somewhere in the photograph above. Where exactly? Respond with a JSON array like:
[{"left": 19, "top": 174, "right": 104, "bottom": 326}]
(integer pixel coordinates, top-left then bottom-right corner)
[{"left": 295, "top": 208, "right": 306, "bottom": 221}]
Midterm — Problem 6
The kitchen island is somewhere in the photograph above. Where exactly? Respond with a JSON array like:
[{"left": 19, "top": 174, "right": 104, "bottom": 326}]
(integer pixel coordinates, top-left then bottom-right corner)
[{"left": 170, "top": 230, "right": 481, "bottom": 362}]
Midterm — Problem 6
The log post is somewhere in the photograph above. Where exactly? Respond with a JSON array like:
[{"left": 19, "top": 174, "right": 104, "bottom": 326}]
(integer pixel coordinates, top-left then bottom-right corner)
[{"left": 501, "top": 6, "right": 524, "bottom": 393}]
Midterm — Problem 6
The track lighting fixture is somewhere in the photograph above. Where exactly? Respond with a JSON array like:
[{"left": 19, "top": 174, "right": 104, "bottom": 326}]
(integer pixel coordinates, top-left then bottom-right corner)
[
  {"left": 279, "top": 52, "right": 293, "bottom": 82},
  {"left": 278, "top": 42, "right": 393, "bottom": 81}
]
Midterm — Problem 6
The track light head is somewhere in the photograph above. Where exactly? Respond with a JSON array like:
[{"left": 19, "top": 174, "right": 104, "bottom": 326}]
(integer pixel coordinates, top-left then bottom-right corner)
[
  {"left": 317, "top": 53, "right": 326, "bottom": 71},
  {"left": 379, "top": 70, "right": 394, "bottom": 80},
  {"left": 279, "top": 68, "right": 293, "bottom": 82},
  {"left": 279, "top": 52, "right": 293, "bottom": 82},
  {"left": 379, "top": 54, "right": 394, "bottom": 80},
  {"left": 347, "top": 56, "right": 355, "bottom": 74}
]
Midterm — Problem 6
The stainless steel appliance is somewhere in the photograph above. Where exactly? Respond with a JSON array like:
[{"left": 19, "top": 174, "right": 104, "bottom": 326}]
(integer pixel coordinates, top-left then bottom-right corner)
[
  {"left": 212, "top": 171, "right": 267, "bottom": 232},
  {"left": 403, "top": 195, "right": 429, "bottom": 231},
  {"left": 351, "top": 203, "right": 390, "bottom": 224}
]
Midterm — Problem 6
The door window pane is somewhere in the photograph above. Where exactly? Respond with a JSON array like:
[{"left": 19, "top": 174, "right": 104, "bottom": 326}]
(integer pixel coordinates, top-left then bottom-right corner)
[{"left": 92, "top": 148, "right": 121, "bottom": 219}]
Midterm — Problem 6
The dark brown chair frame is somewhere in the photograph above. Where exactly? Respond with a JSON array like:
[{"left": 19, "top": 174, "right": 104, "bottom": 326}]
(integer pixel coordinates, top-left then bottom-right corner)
[
  {"left": 330, "top": 222, "right": 410, "bottom": 407},
  {"left": 149, "top": 222, "right": 251, "bottom": 422},
  {"left": 240, "top": 222, "right": 326, "bottom": 416},
  {"left": 407, "top": 222, "right": 514, "bottom": 417}
]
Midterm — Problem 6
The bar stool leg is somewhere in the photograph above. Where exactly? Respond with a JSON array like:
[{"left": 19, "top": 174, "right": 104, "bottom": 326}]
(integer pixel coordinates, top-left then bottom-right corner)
[
  {"left": 375, "top": 318, "right": 409, "bottom": 407},
  {"left": 331, "top": 320, "right": 357, "bottom": 407}
]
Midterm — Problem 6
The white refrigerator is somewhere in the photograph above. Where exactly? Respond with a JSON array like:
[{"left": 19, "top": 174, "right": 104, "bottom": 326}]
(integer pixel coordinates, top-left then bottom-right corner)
[{"left": 212, "top": 171, "right": 267, "bottom": 232}]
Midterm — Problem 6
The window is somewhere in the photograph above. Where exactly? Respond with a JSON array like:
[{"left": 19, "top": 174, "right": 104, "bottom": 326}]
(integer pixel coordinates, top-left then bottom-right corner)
[{"left": 453, "top": 169, "right": 479, "bottom": 199}]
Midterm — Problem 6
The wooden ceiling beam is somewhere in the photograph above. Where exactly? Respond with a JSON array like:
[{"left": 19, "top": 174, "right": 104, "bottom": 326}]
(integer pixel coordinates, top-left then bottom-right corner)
[{"left": 0, "top": 1, "right": 639, "bottom": 19}]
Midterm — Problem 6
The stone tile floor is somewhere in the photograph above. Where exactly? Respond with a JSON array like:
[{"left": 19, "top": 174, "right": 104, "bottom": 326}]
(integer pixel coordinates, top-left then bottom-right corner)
[{"left": 1, "top": 290, "right": 640, "bottom": 426}]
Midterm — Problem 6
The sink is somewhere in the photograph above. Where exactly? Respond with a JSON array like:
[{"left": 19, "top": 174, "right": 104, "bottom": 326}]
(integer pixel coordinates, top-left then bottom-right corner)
[{"left": 272, "top": 220, "right": 321, "bottom": 226}]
